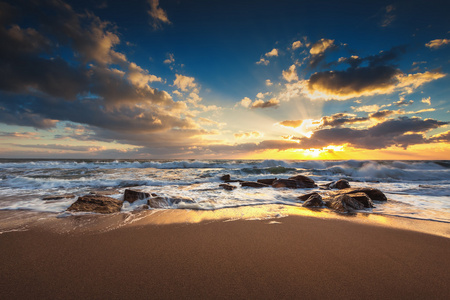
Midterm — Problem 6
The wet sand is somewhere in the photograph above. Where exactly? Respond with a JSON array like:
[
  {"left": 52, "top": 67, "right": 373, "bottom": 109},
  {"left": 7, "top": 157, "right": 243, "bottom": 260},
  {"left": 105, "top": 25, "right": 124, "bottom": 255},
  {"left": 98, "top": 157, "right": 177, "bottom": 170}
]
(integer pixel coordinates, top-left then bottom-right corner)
[{"left": 1, "top": 214, "right": 449, "bottom": 299}]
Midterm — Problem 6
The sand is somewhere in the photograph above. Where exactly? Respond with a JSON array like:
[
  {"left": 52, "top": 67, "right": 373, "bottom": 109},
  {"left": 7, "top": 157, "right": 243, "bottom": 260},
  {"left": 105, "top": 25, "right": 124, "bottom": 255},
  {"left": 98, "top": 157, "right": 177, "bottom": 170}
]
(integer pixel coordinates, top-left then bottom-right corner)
[{"left": 1, "top": 214, "right": 449, "bottom": 299}]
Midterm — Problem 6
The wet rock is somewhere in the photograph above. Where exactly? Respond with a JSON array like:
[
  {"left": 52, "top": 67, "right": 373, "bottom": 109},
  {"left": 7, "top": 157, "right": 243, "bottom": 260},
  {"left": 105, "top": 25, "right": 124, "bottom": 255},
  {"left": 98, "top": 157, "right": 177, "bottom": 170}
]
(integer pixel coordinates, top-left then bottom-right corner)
[
  {"left": 89, "top": 190, "right": 118, "bottom": 196},
  {"left": 347, "top": 192, "right": 374, "bottom": 208},
  {"left": 325, "top": 194, "right": 365, "bottom": 213},
  {"left": 147, "top": 195, "right": 195, "bottom": 208},
  {"left": 334, "top": 179, "right": 350, "bottom": 189},
  {"left": 272, "top": 179, "right": 298, "bottom": 188},
  {"left": 219, "top": 183, "right": 237, "bottom": 191},
  {"left": 170, "top": 196, "right": 195, "bottom": 205},
  {"left": 42, "top": 194, "right": 76, "bottom": 200},
  {"left": 220, "top": 174, "right": 231, "bottom": 181},
  {"left": 339, "top": 188, "right": 387, "bottom": 201},
  {"left": 302, "top": 193, "right": 324, "bottom": 207},
  {"left": 67, "top": 195, "right": 123, "bottom": 214},
  {"left": 225, "top": 179, "right": 244, "bottom": 183},
  {"left": 123, "top": 189, "right": 150, "bottom": 203},
  {"left": 297, "top": 192, "right": 321, "bottom": 201},
  {"left": 257, "top": 178, "right": 277, "bottom": 185},
  {"left": 288, "top": 175, "right": 317, "bottom": 188},
  {"left": 240, "top": 181, "right": 270, "bottom": 188},
  {"left": 148, "top": 196, "right": 169, "bottom": 208}
]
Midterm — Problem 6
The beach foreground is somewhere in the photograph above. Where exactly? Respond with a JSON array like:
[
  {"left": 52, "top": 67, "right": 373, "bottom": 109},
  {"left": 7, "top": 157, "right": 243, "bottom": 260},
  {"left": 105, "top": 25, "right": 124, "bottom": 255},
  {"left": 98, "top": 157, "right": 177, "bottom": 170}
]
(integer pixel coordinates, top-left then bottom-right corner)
[{"left": 1, "top": 213, "right": 449, "bottom": 299}]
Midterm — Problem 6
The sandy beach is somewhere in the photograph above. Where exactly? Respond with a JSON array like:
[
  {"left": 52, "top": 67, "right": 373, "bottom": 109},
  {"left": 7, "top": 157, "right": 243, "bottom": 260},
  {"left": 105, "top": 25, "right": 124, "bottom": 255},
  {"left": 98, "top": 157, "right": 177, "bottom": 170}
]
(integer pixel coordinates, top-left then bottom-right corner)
[{"left": 1, "top": 213, "right": 449, "bottom": 299}]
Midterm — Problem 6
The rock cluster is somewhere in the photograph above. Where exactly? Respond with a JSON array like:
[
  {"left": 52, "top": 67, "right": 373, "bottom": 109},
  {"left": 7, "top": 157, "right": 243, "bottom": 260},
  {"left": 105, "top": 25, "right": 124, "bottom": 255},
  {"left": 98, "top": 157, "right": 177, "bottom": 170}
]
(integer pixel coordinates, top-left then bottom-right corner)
[
  {"left": 67, "top": 195, "right": 123, "bottom": 214},
  {"left": 298, "top": 187, "right": 386, "bottom": 213}
]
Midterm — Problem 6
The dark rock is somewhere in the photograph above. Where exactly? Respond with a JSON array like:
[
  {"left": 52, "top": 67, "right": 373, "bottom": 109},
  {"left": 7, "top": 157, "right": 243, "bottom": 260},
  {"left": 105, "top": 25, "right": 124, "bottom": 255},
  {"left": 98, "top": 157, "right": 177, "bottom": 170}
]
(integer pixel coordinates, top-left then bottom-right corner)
[
  {"left": 288, "top": 175, "right": 317, "bottom": 188},
  {"left": 339, "top": 188, "right": 387, "bottom": 201},
  {"left": 148, "top": 195, "right": 195, "bottom": 208},
  {"left": 319, "top": 183, "right": 332, "bottom": 190},
  {"left": 170, "top": 196, "right": 195, "bottom": 205},
  {"left": 219, "top": 183, "right": 237, "bottom": 191},
  {"left": 67, "top": 195, "right": 123, "bottom": 214},
  {"left": 272, "top": 179, "right": 298, "bottom": 188},
  {"left": 42, "top": 194, "right": 76, "bottom": 200},
  {"left": 142, "top": 205, "right": 150, "bottom": 209},
  {"left": 302, "top": 194, "right": 324, "bottom": 207},
  {"left": 151, "top": 193, "right": 158, "bottom": 197},
  {"left": 124, "top": 189, "right": 150, "bottom": 203},
  {"left": 334, "top": 179, "right": 350, "bottom": 189},
  {"left": 225, "top": 179, "right": 244, "bottom": 183},
  {"left": 240, "top": 181, "right": 270, "bottom": 188},
  {"left": 297, "top": 192, "right": 321, "bottom": 201},
  {"left": 220, "top": 174, "right": 231, "bottom": 181},
  {"left": 148, "top": 196, "right": 169, "bottom": 208},
  {"left": 257, "top": 178, "right": 277, "bottom": 185},
  {"left": 325, "top": 194, "right": 365, "bottom": 213},
  {"left": 347, "top": 192, "right": 374, "bottom": 208}
]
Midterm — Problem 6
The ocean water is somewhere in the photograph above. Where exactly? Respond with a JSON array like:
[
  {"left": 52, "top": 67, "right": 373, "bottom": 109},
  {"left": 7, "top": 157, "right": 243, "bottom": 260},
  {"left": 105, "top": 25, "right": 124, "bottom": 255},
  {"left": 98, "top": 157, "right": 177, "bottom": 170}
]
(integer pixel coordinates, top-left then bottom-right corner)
[{"left": 0, "top": 159, "right": 449, "bottom": 223}]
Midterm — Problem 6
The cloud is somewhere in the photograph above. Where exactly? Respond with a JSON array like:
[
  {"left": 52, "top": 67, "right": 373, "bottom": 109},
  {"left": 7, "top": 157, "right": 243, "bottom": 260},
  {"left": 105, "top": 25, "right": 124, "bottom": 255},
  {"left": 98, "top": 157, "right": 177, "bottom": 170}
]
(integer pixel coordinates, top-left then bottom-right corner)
[
  {"left": 394, "top": 98, "right": 414, "bottom": 106},
  {"left": 321, "top": 113, "right": 369, "bottom": 127},
  {"left": 0, "top": 131, "right": 40, "bottom": 139},
  {"left": 173, "top": 74, "right": 197, "bottom": 91},
  {"left": 278, "top": 120, "right": 303, "bottom": 128},
  {"left": 265, "top": 79, "right": 273, "bottom": 86},
  {"left": 421, "top": 97, "right": 431, "bottom": 105},
  {"left": 380, "top": 4, "right": 396, "bottom": 27},
  {"left": 425, "top": 39, "right": 450, "bottom": 49},
  {"left": 309, "top": 39, "right": 335, "bottom": 55},
  {"left": 164, "top": 53, "right": 175, "bottom": 64},
  {"left": 368, "top": 109, "right": 403, "bottom": 120},
  {"left": 291, "top": 41, "right": 303, "bottom": 50},
  {"left": 265, "top": 48, "right": 279, "bottom": 57},
  {"left": 306, "top": 66, "right": 445, "bottom": 100},
  {"left": 294, "top": 117, "right": 448, "bottom": 150},
  {"left": 238, "top": 97, "right": 279, "bottom": 109},
  {"left": 352, "top": 105, "right": 384, "bottom": 113},
  {"left": 234, "top": 131, "right": 262, "bottom": 139},
  {"left": 256, "top": 58, "right": 270, "bottom": 65},
  {"left": 147, "top": 0, "right": 171, "bottom": 29},
  {"left": 282, "top": 64, "right": 299, "bottom": 82},
  {"left": 250, "top": 98, "right": 280, "bottom": 109},
  {"left": 430, "top": 130, "right": 450, "bottom": 143}
]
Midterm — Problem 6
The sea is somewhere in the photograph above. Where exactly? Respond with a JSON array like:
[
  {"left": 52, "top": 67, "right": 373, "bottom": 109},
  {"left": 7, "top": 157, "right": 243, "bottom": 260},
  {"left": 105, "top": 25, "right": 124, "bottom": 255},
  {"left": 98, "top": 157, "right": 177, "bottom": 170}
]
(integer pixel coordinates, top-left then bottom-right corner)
[{"left": 0, "top": 159, "right": 449, "bottom": 226}]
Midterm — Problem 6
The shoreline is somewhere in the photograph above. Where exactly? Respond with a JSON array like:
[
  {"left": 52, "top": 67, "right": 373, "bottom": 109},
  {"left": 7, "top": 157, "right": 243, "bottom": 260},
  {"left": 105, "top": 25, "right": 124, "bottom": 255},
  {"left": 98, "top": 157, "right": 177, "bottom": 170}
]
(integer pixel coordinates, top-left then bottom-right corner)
[{"left": 1, "top": 212, "right": 449, "bottom": 299}]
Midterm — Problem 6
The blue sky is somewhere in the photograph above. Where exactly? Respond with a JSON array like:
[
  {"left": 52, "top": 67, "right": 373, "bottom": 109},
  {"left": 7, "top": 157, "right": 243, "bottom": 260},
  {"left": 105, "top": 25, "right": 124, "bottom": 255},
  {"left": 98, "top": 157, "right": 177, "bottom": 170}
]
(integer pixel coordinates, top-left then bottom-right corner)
[{"left": 0, "top": 0, "right": 449, "bottom": 159}]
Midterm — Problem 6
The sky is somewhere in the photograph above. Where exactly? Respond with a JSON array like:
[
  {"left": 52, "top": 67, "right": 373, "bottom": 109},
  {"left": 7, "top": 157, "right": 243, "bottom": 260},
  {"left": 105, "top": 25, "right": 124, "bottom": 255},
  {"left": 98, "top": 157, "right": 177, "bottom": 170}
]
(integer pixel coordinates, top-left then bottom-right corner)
[{"left": 0, "top": 0, "right": 449, "bottom": 160}]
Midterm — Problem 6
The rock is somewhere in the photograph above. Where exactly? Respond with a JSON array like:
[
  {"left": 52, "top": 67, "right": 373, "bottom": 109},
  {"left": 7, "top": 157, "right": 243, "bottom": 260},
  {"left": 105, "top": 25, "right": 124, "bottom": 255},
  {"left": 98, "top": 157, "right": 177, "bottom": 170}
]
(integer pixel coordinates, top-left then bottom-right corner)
[
  {"left": 272, "top": 179, "right": 298, "bottom": 188},
  {"left": 148, "top": 196, "right": 169, "bottom": 208},
  {"left": 67, "top": 195, "right": 123, "bottom": 214},
  {"left": 347, "top": 192, "right": 374, "bottom": 208},
  {"left": 89, "top": 190, "right": 118, "bottom": 196},
  {"left": 219, "top": 183, "right": 237, "bottom": 191},
  {"left": 334, "top": 179, "right": 350, "bottom": 189},
  {"left": 142, "top": 205, "right": 150, "bottom": 209},
  {"left": 123, "top": 189, "right": 150, "bottom": 203},
  {"left": 42, "top": 194, "right": 76, "bottom": 200},
  {"left": 220, "top": 174, "right": 231, "bottom": 181},
  {"left": 257, "top": 178, "right": 277, "bottom": 185},
  {"left": 225, "top": 179, "right": 244, "bottom": 183},
  {"left": 339, "top": 188, "right": 387, "bottom": 201},
  {"left": 325, "top": 194, "right": 365, "bottom": 213},
  {"left": 288, "top": 175, "right": 317, "bottom": 188},
  {"left": 147, "top": 195, "right": 195, "bottom": 208},
  {"left": 302, "top": 193, "right": 324, "bottom": 207},
  {"left": 240, "top": 181, "right": 270, "bottom": 188},
  {"left": 297, "top": 192, "right": 321, "bottom": 201},
  {"left": 170, "top": 196, "right": 195, "bottom": 205}
]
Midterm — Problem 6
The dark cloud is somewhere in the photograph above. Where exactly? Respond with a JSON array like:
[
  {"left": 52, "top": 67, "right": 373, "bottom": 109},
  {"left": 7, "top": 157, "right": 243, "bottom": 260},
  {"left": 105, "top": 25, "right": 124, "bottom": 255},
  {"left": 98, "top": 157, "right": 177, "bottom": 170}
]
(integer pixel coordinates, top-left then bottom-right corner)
[
  {"left": 429, "top": 131, "right": 450, "bottom": 143},
  {"left": 394, "top": 99, "right": 414, "bottom": 106},
  {"left": 368, "top": 109, "right": 402, "bottom": 120},
  {"left": 294, "top": 117, "right": 447, "bottom": 150},
  {"left": 321, "top": 113, "right": 369, "bottom": 127},
  {"left": 0, "top": 0, "right": 201, "bottom": 147},
  {"left": 308, "top": 65, "right": 401, "bottom": 98}
]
